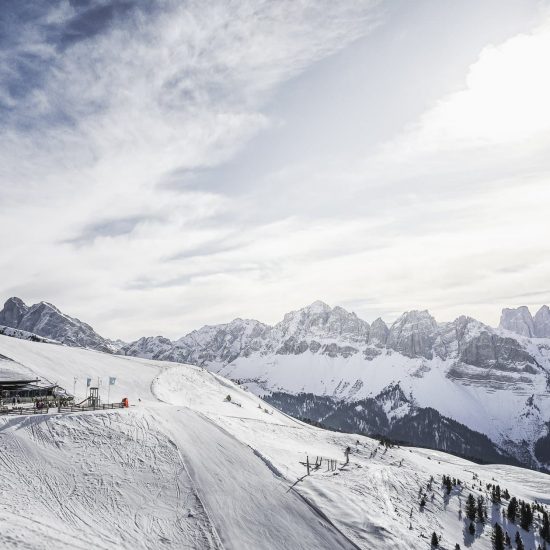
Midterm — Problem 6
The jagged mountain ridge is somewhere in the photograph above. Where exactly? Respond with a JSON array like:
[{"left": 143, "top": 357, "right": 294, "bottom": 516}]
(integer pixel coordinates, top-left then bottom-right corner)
[
  {"left": 0, "top": 297, "right": 119, "bottom": 353},
  {"left": 121, "top": 302, "right": 547, "bottom": 389},
  {"left": 500, "top": 304, "right": 550, "bottom": 337}
]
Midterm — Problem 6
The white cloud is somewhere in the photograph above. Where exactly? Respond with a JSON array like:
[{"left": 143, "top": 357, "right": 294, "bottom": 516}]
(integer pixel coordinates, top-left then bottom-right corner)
[
  {"left": 0, "top": 1, "right": 382, "bottom": 338},
  {"left": 381, "top": 16, "right": 550, "bottom": 158}
]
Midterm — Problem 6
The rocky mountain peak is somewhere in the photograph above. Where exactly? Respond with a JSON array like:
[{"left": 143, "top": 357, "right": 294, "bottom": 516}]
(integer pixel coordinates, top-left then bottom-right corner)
[
  {"left": 387, "top": 310, "right": 439, "bottom": 359},
  {"left": 368, "top": 318, "right": 389, "bottom": 347},
  {"left": 273, "top": 301, "right": 369, "bottom": 345},
  {"left": 306, "top": 300, "right": 331, "bottom": 314},
  {"left": 0, "top": 297, "right": 116, "bottom": 353},
  {"left": 533, "top": 305, "right": 550, "bottom": 338},
  {"left": 499, "top": 306, "right": 535, "bottom": 337},
  {"left": 0, "top": 297, "right": 29, "bottom": 327}
]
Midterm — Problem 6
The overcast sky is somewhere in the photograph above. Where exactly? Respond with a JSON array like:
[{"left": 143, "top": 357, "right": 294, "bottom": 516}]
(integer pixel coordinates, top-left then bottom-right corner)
[{"left": 1, "top": 0, "right": 549, "bottom": 340}]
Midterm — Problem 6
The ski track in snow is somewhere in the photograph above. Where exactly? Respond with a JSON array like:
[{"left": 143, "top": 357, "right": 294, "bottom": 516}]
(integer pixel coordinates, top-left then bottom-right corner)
[
  {"left": 0, "top": 410, "right": 220, "bottom": 549},
  {"left": 1, "top": 334, "right": 550, "bottom": 550}
]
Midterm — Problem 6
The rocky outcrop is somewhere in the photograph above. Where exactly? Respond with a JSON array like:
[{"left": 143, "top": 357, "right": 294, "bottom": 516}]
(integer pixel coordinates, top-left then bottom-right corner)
[
  {"left": 121, "top": 319, "right": 271, "bottom": 366},
  {"left": 460, "top": 331, "right": 540, "bottom": 372},
  {"left": 0, "top": 297, "right": 28, "bottom": 327},
  {"left": 368, "top": 318, "right": 389, "bottom": 347},
  {"left": 120, "top": 335, "right": 175, "bottom": 360},
  {"left": 270, "top": 301, "right": 369, "bottom": 348},
  {"left": 386, "top": 310, "right": 438, "bottom": 359},
  {"left": 500, "top": 306, "right": 535, "bottom": 337},
  {"left": 534, "top": 305, "right": 550, "bottom": 338},
  {"left": 499, "top": 305, "right": 550, "bottom": 339}
]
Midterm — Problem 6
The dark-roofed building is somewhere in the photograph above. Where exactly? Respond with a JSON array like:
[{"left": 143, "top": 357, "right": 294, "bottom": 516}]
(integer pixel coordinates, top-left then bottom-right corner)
[{"left": 0, "top": 377, "right": 61, "bottom": 405}]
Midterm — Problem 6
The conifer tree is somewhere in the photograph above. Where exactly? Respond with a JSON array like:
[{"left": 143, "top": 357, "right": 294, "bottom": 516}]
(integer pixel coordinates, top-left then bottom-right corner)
[
  {"left": 444, "top": 476, "right": 452, "bottom": 495},
  {"left": 507, "top": 497, "right": 518, "bottom": 522},
  {"left": 504, "top": 531, "right": 511, "bottom": 547},
  {"left": 540, "top": 510, "right": 550, "bottom": 543},
  {"left": 466, "top": 494, "right": 477, "bottom": 521},
  {"left": 492, "top": 523, "right": 505, "bottom": 550},
  {"left": 468, "top": 522, "right": 476, "bottom": 536},
  {"left": 431, "top": 532, "right": 439, "bottom": 547},
  {"left": 520, "top": 502, "right": 533, "bottom": 531},
  {"left": 515, "top": 531, "right": 524, "bottom": 550},
  {"left": 477, "top": 495, "right": 487, "bottom": 523}
]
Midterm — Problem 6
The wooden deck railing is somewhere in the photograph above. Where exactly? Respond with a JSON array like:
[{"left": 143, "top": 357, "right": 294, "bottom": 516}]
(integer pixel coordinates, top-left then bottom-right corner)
[{"left": 0, "top": 402, "right": 126, "bottom": 416}]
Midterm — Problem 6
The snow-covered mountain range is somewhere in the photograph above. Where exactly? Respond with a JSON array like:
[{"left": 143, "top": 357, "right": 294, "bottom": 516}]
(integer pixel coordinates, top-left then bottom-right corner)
[{"left": 1, "top": 297, "right": 549, "bottom": 470}]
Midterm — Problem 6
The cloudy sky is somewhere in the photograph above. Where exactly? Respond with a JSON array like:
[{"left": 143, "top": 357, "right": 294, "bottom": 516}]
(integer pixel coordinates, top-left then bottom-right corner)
[{"left": 1, "top": 0, "right": 549, "bottom": 340}]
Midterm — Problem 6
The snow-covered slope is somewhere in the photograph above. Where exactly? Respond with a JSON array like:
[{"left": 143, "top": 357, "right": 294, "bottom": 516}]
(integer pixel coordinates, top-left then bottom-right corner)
[
  {"left": 1, "top": 334, "right": 549, "bottom": 550},
  {"left": 0, "top": 324, "right": 60, "bottom": 345}
]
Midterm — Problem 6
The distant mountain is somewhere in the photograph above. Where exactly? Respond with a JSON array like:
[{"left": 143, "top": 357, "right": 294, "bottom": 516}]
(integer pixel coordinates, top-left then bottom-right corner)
[
  {"left": 500, "top": 305, "right": 550, "bottom": 337},
  {"left": 0, "top": 297, "right": 119, "bottom": 353},
  {"left": 265, "top": 384, "right": 520, "bottom": 468}
]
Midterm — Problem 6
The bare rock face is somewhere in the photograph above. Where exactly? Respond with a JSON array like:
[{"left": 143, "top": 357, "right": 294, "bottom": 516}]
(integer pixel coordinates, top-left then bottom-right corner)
[
  {"left": 534, "top": 305, "right": 550, "bottom": 338},
  {"left": 0, "top": 297, "right": 28, "bottom": 327},
  {"left": 368, "top": 318, "right": 389, "bottom": 347},
  {"left": 434, "top": 316, "right": 485, "bottom": 359},
  {"left": 120, "top": 335, "right": 175, "bottom": 360},
  {"left": 271, "top": 301, "right": 369, "bottom": 346},
  {"left": 0, "top": 297, "right": 116, "bottom": 353},
  {"left": 174, "top": 319, "right": 271, "bottom": 365},
  {"left": 499, "top": 306, "right": 535, "bottom": 337},
  {"left": 269, "top": 301, "right": 369, "bottom": 356},
  {"left": 459, "top": 331, "right": 540, "bottom": 373},
  {"left": 387, "top": 310, "right": 439, "bottom": 359}
]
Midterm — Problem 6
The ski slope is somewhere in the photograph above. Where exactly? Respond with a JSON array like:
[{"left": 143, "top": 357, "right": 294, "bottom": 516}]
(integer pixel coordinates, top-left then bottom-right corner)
[{"left": 1, "top": 334, "right": 549, "bottom": 549}]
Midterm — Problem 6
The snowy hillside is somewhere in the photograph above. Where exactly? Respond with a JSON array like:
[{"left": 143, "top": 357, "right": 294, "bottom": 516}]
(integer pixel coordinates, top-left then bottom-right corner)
[{"left": 1, "top": 334, "right": 549, "bottom": 550}]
